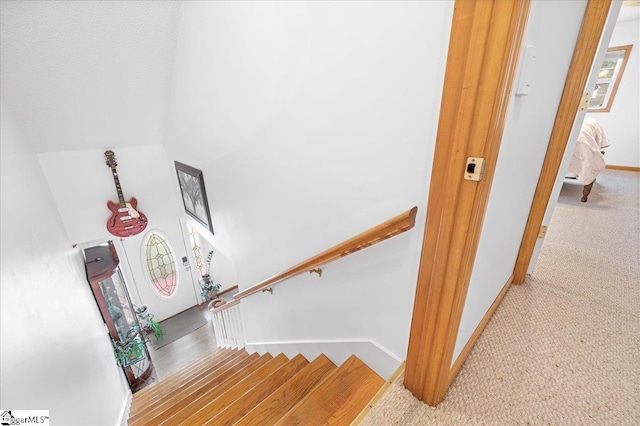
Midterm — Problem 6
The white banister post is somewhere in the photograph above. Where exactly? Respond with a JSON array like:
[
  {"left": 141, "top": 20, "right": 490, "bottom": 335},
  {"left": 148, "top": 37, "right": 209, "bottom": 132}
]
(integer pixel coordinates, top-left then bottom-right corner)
[{"left": 211, "top": 301, "right": 245, "bottom": 350}]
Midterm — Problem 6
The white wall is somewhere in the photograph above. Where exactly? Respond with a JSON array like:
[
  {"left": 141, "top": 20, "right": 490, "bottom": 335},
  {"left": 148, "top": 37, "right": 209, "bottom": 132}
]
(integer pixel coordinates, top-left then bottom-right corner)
[
  {"left": 37, "top": 146, "right": 203, "bottom": 321},
  {"left": 37, "top": 145, "right": 180, "bottom": 246},
  {"left": 165, "top": 1, "right": 454, "bottom": 361},
  {"left": 453, "top": 0, "right": 592, "bottom": 361},
  {"left": 587, "top": 15, "right": 640, "bottom": 168},
  {"left": 0, "top": 100, "right": 129, "bottom": 425},
  {"left": 0, "top": 0, "right": 180, "bottom": 154},
  {"left": 36, "top": 145, "right": 240, "bottom": 320}
]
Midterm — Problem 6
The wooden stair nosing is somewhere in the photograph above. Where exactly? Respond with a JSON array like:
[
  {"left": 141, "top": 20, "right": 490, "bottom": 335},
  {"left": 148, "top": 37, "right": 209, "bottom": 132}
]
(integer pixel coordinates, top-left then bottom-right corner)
[
  {"left": 131, "top": 348, "right": 240, "bottom": 410},
  {"left": 140, "top": 346, "right": 229, "bottom": 389},
  {"left": 130, "top": 349, "right": 246, "bottom": 413},
  {"left": 350, "top": 361, "right": 406, "bottom": 426},
  {"left": 204, "top": 354, "right": 310, "bottom": 426},
  {"left": 129, "top": 352, "right": 261, "bottom": 426},
  {"left": 132, "top": 347, "right": 229, "bottom": 403},
  {"left": 234, "top": 354, "right": 338, "bottom": 426},
  {"left": 153, "top": 353, "right": 275, "bottom": 426},
  {"left": 129, "top": 351, "right": 249, "bottom": 421},
  {"left": 182, "top": 353, "right": 291, "bottom": 426},
  {"left": 276, "top": 355, "right": 385, "bottom": 426},
  {"left": 128, "top": 350, "right": 249, "bottom": 423}
]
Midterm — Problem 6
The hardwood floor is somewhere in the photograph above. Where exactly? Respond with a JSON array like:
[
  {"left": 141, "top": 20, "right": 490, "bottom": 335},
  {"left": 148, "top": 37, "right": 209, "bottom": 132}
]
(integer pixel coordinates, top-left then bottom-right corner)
[{"left": 147, "top": 303, "right": 218, "bottom": 380}]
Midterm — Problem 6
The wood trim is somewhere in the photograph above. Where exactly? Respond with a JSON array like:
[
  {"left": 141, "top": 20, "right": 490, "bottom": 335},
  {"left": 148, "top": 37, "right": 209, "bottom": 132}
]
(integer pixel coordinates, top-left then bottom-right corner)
[
  {"left": 212, "top": 298, "right": 241, "bottom": 314},
  {"left": 448, "top": 275, "right": 513, "bottom": 384},
  {"left": 512, "top": 0, "right": 613, "bottom": 285},
  {"left": 606, "top": 164, "right": 640, "bottom": 172},
  {"left": 404, "top": 0, "right": 530, "bottom": 406},
  {"left": 587, "top": 44, "right": 633, "bottom": 113},
  {"left": 350, "top": 362, "right": 405, "bottom": 425},
  {"left": 233, "top": 206, "right": 418, "bottom": 301},
  {"left": 217, "top": 284, "right": 239, "bottom": 297}
]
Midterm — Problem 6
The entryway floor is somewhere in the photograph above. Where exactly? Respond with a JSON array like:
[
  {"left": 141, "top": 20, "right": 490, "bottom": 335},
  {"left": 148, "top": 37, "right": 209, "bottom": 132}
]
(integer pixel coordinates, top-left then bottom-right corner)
[
  {"left": 147, "top": 287, "right": 239, "bottom": 380},
  {"left": 147, "top": 302, "right": 217, "bottom": 380}
]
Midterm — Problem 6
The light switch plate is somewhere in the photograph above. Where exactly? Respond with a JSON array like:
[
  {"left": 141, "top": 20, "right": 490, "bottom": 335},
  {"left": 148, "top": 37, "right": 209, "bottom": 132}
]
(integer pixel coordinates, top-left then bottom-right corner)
[{"left": 464, "top": 157, "right": 486, "bottom": 181}]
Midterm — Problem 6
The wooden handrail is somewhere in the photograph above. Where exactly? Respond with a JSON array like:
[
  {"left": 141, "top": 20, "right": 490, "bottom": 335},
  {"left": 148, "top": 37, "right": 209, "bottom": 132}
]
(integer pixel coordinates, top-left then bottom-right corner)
[
  {"left": 234, "top": 206, "right": 418, "bottom": 301},
  {"left": 211, "top": 298, "right": 241, "bottom": 313}
]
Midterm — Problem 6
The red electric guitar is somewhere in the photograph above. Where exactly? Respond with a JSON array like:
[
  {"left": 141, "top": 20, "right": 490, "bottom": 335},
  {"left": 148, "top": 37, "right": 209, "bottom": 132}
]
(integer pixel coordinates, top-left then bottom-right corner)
[{"left": 104, "top": 150, "right": 148, "bottom": 237}]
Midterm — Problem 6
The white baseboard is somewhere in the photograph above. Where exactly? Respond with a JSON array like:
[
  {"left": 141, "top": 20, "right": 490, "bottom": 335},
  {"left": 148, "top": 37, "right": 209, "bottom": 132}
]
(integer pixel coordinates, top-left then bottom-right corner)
[
  {"left": 245, "top": 339, "right": 403, "bottom": 380},
  {"left": 118, "top": 390, "right": 132, "bottom": 426}
]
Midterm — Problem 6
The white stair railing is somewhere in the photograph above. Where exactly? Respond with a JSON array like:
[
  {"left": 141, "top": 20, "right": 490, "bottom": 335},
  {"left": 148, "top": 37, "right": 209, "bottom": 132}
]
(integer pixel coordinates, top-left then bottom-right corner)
[{"left": 209, "top": 299, "right": 245, "bottom": 349}]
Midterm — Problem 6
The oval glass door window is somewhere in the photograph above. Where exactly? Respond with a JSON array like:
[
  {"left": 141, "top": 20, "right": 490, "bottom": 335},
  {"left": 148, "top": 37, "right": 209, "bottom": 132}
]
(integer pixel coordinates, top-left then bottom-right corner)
[{"left": 142, "top": 230, "right": 178, "bottom": 298}]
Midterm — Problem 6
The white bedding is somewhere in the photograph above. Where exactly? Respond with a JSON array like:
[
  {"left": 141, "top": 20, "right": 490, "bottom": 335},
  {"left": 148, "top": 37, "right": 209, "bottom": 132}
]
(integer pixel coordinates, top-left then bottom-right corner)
[{"left": 566, "top": 117, "right": 610, "bottom": 184}]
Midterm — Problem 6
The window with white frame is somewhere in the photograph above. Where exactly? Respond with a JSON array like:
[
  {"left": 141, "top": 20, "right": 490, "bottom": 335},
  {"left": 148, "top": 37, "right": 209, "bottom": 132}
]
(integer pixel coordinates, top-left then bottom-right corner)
[{"left": 588, "top": 45, "right": 633, "bottom": 112}]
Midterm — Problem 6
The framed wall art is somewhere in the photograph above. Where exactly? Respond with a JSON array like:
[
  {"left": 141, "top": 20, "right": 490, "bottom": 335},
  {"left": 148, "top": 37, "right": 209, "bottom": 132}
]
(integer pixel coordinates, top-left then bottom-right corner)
[{"left": 174, "top": 161, "right": 214, "bottom": 234}]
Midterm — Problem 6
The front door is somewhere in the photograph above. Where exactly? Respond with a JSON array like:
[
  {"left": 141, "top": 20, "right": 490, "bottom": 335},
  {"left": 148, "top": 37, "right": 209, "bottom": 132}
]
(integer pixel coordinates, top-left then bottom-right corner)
[{"left": 114, "top": 217, "right": 199, "bottom": 322}]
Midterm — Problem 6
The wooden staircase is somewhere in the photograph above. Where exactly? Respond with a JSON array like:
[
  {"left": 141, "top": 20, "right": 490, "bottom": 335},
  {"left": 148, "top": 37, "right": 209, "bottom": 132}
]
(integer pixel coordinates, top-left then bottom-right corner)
[{"left": 128, "top": 347, "right": 385, "bottom": 425}]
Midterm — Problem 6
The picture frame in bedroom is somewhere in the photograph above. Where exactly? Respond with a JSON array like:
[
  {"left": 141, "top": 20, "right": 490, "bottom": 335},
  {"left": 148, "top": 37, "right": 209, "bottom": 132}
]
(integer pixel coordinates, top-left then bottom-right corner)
[{"left": 175, "top": 161, "right": 214, "bottom": 234}]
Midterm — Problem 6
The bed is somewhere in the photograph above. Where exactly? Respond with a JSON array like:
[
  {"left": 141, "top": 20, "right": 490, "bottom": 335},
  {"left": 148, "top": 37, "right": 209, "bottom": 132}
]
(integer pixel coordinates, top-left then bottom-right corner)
[{"left": 565, "top": 117, "right": 610, "bottom": 202}]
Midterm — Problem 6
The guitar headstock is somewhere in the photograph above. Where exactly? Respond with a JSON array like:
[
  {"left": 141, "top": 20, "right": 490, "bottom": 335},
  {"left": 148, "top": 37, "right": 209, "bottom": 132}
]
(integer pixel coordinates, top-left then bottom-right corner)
[{"left": 104, "top": 150, "right": 117, "bottom": 169}]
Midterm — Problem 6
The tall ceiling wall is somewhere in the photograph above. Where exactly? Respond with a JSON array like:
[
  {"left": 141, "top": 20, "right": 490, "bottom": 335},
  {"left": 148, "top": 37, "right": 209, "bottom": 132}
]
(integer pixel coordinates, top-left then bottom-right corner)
[{"left": 0, "top": 1, "right": 181, "bottom": 153}]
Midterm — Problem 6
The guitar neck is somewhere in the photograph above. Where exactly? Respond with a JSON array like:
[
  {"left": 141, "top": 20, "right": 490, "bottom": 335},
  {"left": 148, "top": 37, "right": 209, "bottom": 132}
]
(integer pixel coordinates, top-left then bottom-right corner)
[{"left": 111, "top": 168, "right": 127, "bottom": 207}]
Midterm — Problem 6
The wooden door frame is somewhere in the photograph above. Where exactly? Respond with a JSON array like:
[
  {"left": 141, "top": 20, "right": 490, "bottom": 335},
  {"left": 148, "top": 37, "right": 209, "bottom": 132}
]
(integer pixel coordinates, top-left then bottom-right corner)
[
  {"left": 404, "top": 0, "right": 531, "bottom": 406},
  {"left": 404, "top": 0, "right": 612, "bottom": 407},
  {"left": 513, "top": 0, "right": 613, "bottom": 284}
]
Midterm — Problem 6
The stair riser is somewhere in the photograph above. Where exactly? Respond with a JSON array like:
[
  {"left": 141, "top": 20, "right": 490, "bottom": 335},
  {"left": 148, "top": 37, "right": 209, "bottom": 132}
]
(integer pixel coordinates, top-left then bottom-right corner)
[
  {"left": 152, "top": 354, "right": 274, "bottom": 426},
  {"left": 129, "top": 351, "right": 385, "bottom": 426},
  {"left": 130, "top": 353, "right": 261, "bottom": 426},
  {"left": 234, "top": 354, "right": 337, "bottom": 426},
  {"left": 131, "top": 350, "right": 247, "bottom": 414},
  {"left": 208, "top": 355, "right": 310, "bottom": 426},
  {"left": 131, "top": 349, "right": 240, "bottom": 411},
  {"left": 184, "top": 354, "right": 290, "bottom": 425}
]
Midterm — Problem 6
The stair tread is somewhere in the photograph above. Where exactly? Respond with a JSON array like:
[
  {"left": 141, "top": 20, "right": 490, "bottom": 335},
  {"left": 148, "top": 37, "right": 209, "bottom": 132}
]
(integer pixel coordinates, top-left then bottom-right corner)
[
  {"left": 128, "top": 350, "right": 249, "bottom": 422},
  {"left": 130, "top": 351, "right": 263, "bottom": 426},
  {"left": 129, "top": 351, "right": 385, "bottom": 426},
  {"left": 131, "top": 348, "right": 241, "bottom": 412},
  {"left": 234, "top": 354, "right": 337, "bottom": 426},
  {"left": 205, "top": 354, "right": 310, "bottom": 426},
  {"left": 276, "top": 354, "right": 385, "bottom": 425},
  {"left": 151, "top": 353, "right": 274, "bottom": 426},
  {"left": 132, "top": 347, "right": 227, "bottom": 405},
  {"left": 182, "top": 353, "right": 290, "bottom": 425},
  {"left": 130, "top": 350, "right": 251, "bottom": 424}
]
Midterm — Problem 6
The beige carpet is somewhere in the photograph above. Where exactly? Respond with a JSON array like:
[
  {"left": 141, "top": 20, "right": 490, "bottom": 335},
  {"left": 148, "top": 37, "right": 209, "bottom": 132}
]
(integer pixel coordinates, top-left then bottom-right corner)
[{"left": 362, "top": 169, "right": 640, "bottom": 425}]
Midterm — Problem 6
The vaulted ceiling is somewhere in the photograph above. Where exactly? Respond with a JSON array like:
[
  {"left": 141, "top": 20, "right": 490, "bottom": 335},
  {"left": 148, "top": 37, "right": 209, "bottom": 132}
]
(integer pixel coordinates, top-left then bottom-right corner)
[
  {"left": 0, "top": 1, "right": 181, "bottom": 153},
  {"left": 1, "top": 1, "right": 637, "bottom": 155}
]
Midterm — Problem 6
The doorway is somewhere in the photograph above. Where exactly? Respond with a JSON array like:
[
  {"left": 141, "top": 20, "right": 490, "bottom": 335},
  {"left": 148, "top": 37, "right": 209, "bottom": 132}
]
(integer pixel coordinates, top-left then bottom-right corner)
[
  {"left": 524, "top": 2, "right": 636, "bottom": 277},
  {"left": 113, "top": 217, "right": 200, "bottom": 322},
  {"left": 405, "top": 0, "right": 620, "bottom": 407}
]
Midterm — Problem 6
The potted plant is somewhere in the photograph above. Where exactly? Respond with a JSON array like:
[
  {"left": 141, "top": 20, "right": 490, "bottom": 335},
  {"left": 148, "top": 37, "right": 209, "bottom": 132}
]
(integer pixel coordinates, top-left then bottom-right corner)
[
  {"left": 201, "top": 250, "right": 214, "bottom": 284},
  {"left": 145, "top": 318, "right": 163, "bottom": 340},
  {"left": 200, "top": 250, "right": 221, "bottom": 301},
  {"left": 112, "top": 327, "right": 147, "bottom": 367},
  {"left": 135, "top": 305, "right": 164, "bottom": 341}
]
